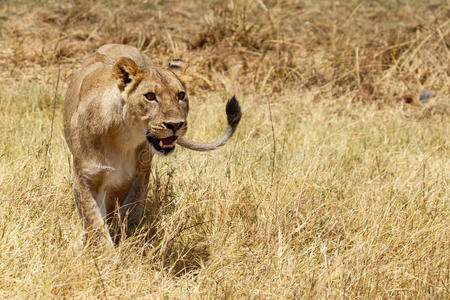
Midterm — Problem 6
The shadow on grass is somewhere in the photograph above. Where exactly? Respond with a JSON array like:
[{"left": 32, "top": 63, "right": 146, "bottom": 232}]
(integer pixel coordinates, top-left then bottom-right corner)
[{"left": 131, "top": 168, "right": 211, "bottom": 276}]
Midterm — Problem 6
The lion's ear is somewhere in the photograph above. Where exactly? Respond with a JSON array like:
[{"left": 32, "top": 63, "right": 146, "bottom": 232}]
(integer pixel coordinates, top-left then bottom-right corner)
[
  {"left": 113, "top": 57, "right": 143, "bottom": 92},
  {"left": 168, "top": 59, "right": 189, "bottom": 76}
]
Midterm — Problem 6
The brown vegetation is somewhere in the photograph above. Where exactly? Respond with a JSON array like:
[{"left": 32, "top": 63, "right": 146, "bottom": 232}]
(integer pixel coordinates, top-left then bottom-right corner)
[
  {"left": 0, "top": 0, "right": 448, "bottom": 298},
  {"left": 1, "top": 0, "right": 448, "bottom": 100}
]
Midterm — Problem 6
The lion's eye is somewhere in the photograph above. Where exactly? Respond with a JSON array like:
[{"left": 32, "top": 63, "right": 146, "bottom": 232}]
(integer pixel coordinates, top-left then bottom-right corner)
[
  {"left": 177, "top": 91, "right": 186, "bottom": 101},
  {"left": 144, "top": 92, "right": 157, "bottom": 102}
]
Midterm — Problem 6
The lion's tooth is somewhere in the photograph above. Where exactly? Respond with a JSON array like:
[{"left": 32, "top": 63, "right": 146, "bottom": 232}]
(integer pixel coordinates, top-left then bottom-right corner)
[{"left": 159, "top": 140, "right": 163, "bottom": 147}]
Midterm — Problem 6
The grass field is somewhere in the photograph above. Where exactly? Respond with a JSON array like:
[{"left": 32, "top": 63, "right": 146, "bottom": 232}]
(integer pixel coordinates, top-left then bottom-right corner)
[{"left": 0, "top": 0, "right": 449, "bottom": 298}]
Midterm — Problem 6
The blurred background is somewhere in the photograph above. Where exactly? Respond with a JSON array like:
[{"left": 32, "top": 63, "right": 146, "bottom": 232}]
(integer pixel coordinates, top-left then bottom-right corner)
[{"left": 1, "top": 0, "right": 448, "bottom": 102}]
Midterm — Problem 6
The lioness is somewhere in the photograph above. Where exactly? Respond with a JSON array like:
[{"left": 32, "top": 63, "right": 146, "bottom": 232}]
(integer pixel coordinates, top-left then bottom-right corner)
[{"left": 63, "top": 44, "right": 241, "bottom": 248}]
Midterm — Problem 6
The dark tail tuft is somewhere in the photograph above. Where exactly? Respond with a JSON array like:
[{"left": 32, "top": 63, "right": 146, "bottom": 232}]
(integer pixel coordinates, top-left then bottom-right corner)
[{"left": 226, "top": 95, "right": 242, "bottom": 128}]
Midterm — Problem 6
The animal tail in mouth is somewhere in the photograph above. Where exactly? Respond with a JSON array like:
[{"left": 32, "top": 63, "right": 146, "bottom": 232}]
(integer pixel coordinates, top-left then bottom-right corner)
[{"left": 177, "top": 96, "right": 242, "bottom": 152}]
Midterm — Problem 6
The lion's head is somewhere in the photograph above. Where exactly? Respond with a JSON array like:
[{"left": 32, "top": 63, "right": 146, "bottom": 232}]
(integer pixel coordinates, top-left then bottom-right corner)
[{"left": 112, "top": 57, "right": 189, "bottom": 154}]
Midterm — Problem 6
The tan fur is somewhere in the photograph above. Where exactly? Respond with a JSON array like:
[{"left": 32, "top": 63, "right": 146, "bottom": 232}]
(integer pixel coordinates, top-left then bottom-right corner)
[
  {"left": 64, "top": 44, "right": 193, "bottom": 248},
  {"left": 64, "top": 44, "right": 241, "bottom": 248},
  {"left": 64, "top": 44, "right": 241, "bottom": 246}
]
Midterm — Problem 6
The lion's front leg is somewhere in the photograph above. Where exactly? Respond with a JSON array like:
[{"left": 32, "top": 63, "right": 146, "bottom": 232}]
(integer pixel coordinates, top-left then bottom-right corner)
[
  {"left": 119, "top": 146, "right": 152, "bottom": 236},
  {"left": 73, "top": 173, "right": 114, "bottom": 249}
]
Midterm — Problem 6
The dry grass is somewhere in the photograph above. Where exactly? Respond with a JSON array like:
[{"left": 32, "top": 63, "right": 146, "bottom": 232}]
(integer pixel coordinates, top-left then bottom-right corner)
[
  {"left": 1, "top": 0, "right": 449, "bottom": 99},
  {"left": 0, "top": 0, "right": 449, "bottom": 298}
]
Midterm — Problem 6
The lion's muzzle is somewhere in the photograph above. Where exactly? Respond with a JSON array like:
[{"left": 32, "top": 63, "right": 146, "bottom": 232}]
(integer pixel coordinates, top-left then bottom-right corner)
[{"left": 146, "top": 132, "right": 178, "bottom": 154}]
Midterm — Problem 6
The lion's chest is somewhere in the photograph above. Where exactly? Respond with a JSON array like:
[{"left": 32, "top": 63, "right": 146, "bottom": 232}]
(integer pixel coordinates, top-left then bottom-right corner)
[
  {"left": 105, "top": 169, "right": 133, "bottom": 191},
  {"left": 101, "top": 150, "right": 138, "bottom": 203}
]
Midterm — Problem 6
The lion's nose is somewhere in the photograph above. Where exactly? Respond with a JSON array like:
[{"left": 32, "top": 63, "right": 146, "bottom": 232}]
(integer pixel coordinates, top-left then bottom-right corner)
[{"left": 163, "top": 121, "right": 185, "bottom": 132}]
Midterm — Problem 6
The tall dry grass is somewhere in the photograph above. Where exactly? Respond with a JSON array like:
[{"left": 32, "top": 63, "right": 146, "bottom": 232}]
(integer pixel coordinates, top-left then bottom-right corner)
[
  {"left": 0, "top": 0, "right": 449, "bottom": 298},
  {"left": 1, "top": 0, "right": 448, "bottom": 100}
]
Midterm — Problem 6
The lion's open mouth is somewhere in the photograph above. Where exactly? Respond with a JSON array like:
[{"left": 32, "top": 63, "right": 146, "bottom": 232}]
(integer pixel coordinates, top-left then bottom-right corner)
[{"left": 146, "top": 133, "right": 177, "bottom": 154}]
